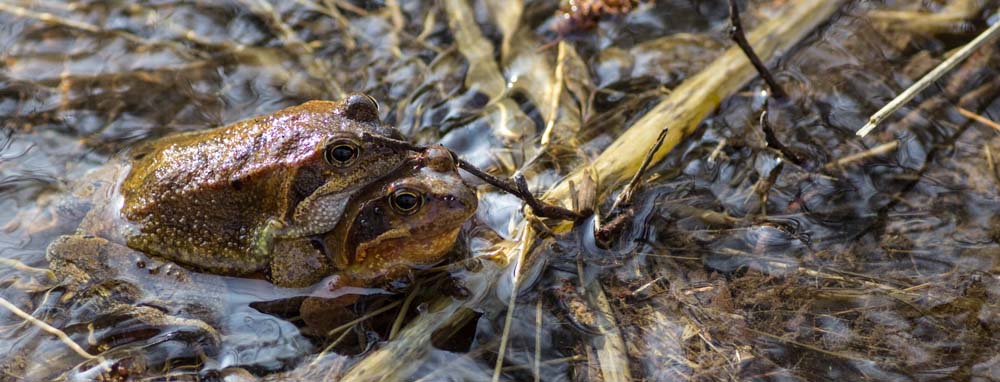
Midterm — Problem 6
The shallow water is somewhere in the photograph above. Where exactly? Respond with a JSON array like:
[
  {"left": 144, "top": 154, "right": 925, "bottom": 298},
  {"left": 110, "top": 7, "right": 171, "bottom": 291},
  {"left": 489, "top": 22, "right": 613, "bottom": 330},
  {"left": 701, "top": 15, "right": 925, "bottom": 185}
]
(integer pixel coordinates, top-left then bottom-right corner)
[{"left": 1, "top": 0, "right": 999, "bottom": 381}]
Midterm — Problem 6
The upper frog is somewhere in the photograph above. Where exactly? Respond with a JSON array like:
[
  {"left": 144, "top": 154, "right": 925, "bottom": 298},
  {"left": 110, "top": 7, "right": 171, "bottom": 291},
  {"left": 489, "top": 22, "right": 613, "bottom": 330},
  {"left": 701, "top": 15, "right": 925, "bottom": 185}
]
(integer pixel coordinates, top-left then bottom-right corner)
[{"left": 96, "top": 94, "right": 407, "bottom": 276}]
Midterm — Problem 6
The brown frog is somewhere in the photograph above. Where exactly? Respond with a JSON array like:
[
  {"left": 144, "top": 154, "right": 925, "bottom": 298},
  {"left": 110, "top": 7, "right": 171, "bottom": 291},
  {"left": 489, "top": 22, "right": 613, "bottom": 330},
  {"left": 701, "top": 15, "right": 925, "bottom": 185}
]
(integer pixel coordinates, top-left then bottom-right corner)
[
  {"left": 65, "top": 94, "right": 409, "bottom": 286},
  {"left": 255, "top": 144, "right": 479, "bottom": 336},
  {"left": 272, "top": 144, "right": 478, "bottom": 288}
]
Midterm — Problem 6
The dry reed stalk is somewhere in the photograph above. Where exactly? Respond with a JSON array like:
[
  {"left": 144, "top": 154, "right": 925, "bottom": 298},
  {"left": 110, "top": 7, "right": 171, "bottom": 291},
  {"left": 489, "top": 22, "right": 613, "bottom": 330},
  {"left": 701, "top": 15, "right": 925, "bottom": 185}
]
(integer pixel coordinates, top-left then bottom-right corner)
[
  {"left": 443, "top": 0, "right": 506, "bottom": 100},
  {"left": 341, "top": 1, "right": 846, "bottom": 380},
  {"left": 589, "top": 280, "right": 632, "bottom": 382}
]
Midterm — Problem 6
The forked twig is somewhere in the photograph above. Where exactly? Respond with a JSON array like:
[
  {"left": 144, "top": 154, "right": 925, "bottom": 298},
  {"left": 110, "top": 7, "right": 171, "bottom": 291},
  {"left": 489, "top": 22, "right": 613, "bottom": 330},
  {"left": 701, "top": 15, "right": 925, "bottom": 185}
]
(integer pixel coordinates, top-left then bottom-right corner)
[
  {"left": 363, "top": 133, "right": 584, "bottom": 220},
  {"left": 728, "top": 0, "right": 788, "bottom": 99},
  {"left": 759, "top": 97, "right": 804, "bottom": 165}
]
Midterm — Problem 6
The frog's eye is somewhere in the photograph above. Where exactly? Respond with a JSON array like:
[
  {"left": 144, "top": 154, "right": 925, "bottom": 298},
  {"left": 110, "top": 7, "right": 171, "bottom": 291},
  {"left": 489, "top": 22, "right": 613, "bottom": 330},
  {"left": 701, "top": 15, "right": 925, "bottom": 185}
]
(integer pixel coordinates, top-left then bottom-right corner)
[
  {"left": 389, "top": 189, "right": 423, "bottom": 215},
  {"left": 325, "top": 140, "right": 360, "bottom": 167}
]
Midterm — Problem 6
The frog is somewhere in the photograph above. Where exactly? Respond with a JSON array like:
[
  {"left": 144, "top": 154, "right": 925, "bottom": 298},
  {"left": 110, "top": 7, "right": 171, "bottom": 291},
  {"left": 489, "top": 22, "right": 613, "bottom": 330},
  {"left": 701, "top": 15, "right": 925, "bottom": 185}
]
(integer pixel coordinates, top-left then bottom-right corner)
[{"left": 56, "top": 93, "right": 410, "bottom": 287}]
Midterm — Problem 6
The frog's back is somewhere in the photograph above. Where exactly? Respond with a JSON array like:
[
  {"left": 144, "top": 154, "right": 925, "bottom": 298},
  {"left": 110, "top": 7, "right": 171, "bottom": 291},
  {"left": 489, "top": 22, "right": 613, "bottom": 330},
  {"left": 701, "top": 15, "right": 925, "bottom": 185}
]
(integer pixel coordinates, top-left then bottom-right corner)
[{"left": 123, "top": 101, "right": 351, "bottom": 203}]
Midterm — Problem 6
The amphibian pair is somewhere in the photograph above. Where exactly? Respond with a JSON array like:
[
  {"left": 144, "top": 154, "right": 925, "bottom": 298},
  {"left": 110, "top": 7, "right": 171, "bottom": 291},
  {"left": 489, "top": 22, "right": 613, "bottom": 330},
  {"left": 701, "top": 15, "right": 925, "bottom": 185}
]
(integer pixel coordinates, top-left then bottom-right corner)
[
  {"left": 38, "top": 95, "right": 477, "bottom": 377},
  {"left": 50, "top": 94, "right": 476, "bottom": 288}
]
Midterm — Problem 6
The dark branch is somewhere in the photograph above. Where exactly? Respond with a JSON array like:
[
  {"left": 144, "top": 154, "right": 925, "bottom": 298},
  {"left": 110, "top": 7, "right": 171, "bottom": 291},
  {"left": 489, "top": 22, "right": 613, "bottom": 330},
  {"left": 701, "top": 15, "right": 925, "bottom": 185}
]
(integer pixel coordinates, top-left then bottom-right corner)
[
  {"left": 759, "top": 100, "right": 804, "bottom": 166},
  {"left": 728, "top": 0, "right": 787, "bottom": 100}
]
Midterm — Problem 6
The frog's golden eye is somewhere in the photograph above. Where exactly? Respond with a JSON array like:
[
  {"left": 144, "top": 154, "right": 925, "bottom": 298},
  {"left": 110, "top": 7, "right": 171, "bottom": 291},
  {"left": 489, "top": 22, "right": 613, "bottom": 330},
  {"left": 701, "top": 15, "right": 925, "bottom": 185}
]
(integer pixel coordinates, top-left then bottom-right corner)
[
  {"left": 390, "top": 189, "right": 423, "bottom": 215},
  {"left": 325, "top": 140, "right": 360, "bottom": 167}
]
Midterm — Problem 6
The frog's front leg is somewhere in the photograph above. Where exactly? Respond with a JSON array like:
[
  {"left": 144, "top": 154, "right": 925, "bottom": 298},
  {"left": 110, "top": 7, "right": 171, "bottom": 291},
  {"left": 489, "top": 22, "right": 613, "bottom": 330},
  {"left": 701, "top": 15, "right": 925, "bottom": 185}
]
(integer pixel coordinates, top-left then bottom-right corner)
[{"left": 257, "top": 189, "right": 355, "bottom": 250}]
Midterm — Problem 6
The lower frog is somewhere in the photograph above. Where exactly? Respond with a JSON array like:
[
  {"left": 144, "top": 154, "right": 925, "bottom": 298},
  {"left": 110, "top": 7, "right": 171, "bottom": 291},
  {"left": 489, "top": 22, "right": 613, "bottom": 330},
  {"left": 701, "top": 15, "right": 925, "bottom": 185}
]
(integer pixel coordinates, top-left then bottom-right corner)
[{"left": 261, "top": 145, "right": 478, "bottom": 336}]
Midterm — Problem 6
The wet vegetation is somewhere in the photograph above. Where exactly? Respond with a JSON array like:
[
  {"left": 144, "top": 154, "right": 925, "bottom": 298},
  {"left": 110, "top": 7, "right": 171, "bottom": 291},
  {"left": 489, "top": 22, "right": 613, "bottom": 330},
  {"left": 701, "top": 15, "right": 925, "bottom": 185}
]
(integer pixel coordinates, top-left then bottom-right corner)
[{"left": 1, "top": 0, "right": 999, "bottom": 381}]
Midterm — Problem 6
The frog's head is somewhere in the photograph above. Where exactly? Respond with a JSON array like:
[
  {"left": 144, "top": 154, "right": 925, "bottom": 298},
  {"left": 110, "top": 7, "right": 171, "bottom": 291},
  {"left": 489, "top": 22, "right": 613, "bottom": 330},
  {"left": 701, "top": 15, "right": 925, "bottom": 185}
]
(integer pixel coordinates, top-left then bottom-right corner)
[
  {"left": 306, "top": 93, "right": 407, "bottom": 193},
  {"left": 282, "top": 94, "right": 410, "bottom": 236},
  {"left": 324, "top": 145, "right": 478, "bottom": 281}
]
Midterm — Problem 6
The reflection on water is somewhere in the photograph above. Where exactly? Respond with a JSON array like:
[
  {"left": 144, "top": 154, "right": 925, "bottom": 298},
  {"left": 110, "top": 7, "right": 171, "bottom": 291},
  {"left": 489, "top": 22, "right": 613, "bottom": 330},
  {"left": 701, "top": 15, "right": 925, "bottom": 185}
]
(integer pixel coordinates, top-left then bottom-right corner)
[{"left": 2, "top": 1, "right": 999, "bottom": 381}]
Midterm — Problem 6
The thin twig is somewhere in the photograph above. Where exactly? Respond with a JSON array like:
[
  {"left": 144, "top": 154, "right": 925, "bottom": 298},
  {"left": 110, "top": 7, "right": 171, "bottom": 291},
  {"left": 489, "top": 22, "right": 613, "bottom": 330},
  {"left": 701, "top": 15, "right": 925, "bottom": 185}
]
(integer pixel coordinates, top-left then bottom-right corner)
[
  {"left": 492, "top": 227, "right": 533, "bottom": 382},
  {"left": 857, "top": 13, "right": 1000, "bottom": 137},
  {"left": 309, "top": 327, "right": 354, "bottom": 368},
  {"left": 311, "top": 299, "right": 403, "bottom": 365},
  {"left": 323, "top": 299, "right": 402, "bottom": 338},
  {"left": 389, "top": 280, "right": 421, "bottom": 341},
  {"left": 823, "top": 141, "right": 899, "bottom": 171},
  {"left": 728, "top": 0, "right": 788, "bottom": 99},
  {"left": 0, "top": 296, "right": 95, "bottom": 359},
  {"left": 956, "top": 106, "right": 1000, "bottom": 132},
  {"left": 608, "top": 122, "right": 667, "bottom": 214},
  {"left": 533, "top": 298, "right": 543, "bottom": 382},
  {"left": 743, "top": 326, "right": 867, "bottom": 362},
  {"left": 512, "top": 174, "right": 583, "bottom": 220},
  {"left": 361, "top": 133, "right": 583, "bottom": 220}
]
